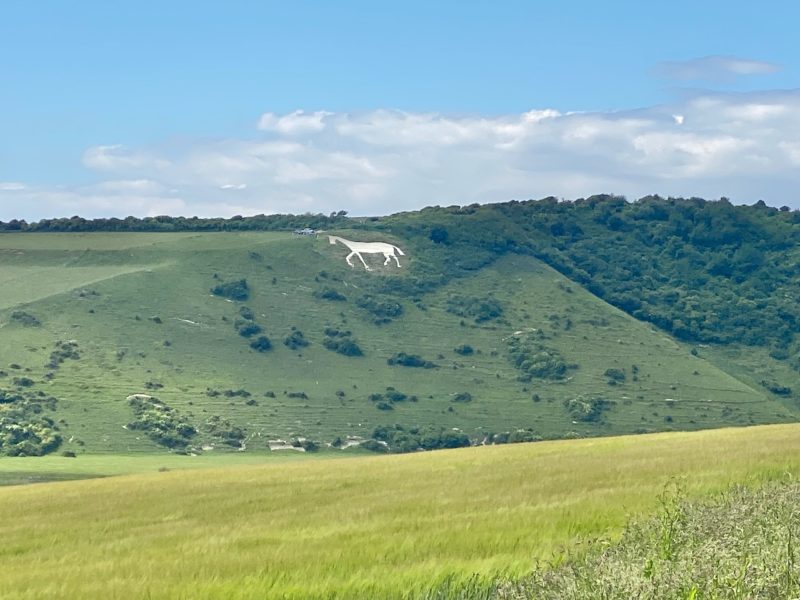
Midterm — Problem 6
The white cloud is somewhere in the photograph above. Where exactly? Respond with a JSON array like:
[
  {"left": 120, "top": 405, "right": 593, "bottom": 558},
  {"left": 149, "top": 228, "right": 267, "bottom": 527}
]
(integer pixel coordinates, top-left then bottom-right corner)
[
  {"left": 258, "top": 110, "right": 331, "bottom": 134},
  {"left": 83, "top": 145, "right": 171, "bottom": 171},
  {"left": 5, "top": 91, "right": 800, "bottom": 220},
  {"left": 657, "top": 55, "right": 781, "bottom": 81}
]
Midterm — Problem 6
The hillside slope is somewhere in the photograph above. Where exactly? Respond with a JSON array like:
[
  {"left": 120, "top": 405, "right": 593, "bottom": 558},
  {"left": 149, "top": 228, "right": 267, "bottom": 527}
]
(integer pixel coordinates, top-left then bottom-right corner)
[{"left": 0, "top": 231, "right": 794, "bottom": 454}]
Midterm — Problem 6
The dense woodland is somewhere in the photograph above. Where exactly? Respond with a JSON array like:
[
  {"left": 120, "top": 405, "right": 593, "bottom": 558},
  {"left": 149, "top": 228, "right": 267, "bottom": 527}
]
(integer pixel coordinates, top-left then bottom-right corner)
[{"left": 4, "top": 196, "right": 800, "bottom": 359}]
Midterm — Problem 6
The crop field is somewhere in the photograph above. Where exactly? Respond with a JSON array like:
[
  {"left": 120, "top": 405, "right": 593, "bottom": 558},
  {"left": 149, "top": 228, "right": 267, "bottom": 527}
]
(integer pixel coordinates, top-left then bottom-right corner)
[
  {"left": 1, "top": 424, "right": 800, "bottom": 599},
  {"left": 1, "top": 231, "right": 796, "bottom": 455}
]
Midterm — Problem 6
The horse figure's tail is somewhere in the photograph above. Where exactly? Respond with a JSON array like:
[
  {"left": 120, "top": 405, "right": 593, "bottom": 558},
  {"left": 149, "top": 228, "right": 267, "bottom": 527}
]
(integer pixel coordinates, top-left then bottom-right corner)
[{"left": 392, "top": 245, "right": 405, "bottom": 256}]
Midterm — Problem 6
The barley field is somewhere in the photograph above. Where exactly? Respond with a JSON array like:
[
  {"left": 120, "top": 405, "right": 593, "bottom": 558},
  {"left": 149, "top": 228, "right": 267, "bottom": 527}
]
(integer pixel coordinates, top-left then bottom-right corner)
[{"left": 2, "top": 424, "right": 800, "bottom": 599}]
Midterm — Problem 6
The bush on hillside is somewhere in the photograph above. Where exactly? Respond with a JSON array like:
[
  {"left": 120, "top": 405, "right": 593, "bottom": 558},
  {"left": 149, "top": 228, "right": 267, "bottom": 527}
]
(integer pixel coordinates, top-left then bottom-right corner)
[
  {"left": 314, "top": 287, "right": 347, "bottom": 301},
  {"left": 10, "top": 311, "right": 40, "bottom": 327},
  {"left": 211, "top": 279, "right": 249, "bottom": 301},
  {"left": 283, "top": 330, "right": 309, "bottom": 350},
  {"left": 126, "top": 395, "right": 196, "bottom": 449},
  {"left": 507, "top": 335, "right": 576, "bottom": 381},
  {"left": 387, "top": 352, "right": 437, "bottom": 368},
  {"left": 322, "top": 328, "right": 363, "bottom": 357},
  {"left": 446, "top": 294, "right": 503, "bottom": 323},
  {"left": 355, "top": 294, "right": 403, "bottom": 324},
  {"left": 250, "top": 336, "right": 272, "bottom": 353}
]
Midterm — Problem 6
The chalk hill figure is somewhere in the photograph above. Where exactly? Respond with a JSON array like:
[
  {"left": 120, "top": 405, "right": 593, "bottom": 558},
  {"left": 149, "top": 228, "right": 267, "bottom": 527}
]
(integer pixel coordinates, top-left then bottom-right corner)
[{"left": 328, "top": 236, "right": 405, "bottom": 270}]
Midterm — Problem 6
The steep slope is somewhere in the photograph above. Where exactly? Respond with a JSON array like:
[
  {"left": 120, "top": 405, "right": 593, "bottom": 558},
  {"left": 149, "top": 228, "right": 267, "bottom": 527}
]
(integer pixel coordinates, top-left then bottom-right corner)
[{"left": 0, "top": 231, "right": 794, "bottom": 454}]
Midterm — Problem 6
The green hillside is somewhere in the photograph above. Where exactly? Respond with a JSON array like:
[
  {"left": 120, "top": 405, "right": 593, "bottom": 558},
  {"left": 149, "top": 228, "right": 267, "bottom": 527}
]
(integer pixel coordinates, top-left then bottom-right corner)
[
  {"left": 0, "top": 229, "right": 796, "bottom": 455},
  {"left": 1, "top": 424, "right": 799, "bottom": 599}
]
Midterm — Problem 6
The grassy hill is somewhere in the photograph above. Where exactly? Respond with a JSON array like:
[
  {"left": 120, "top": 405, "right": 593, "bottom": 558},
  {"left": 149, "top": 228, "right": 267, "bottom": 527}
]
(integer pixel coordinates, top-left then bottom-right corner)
[
  {"left": 1, "top": 424, "right": 799, "bottom": 599},
  {"left": 0, "top": 230, "right": 795, "bottom": 455}
]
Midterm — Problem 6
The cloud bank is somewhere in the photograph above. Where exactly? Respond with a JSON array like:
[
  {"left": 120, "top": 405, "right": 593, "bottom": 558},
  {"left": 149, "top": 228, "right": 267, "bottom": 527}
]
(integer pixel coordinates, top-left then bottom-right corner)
[{"left": 3, "top": 89, "right": 800, "bottom": 220}]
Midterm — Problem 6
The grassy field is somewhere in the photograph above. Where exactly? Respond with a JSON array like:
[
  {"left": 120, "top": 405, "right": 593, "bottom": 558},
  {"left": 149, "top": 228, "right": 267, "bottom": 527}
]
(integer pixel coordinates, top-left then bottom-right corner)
[
  {"left": 1, "top": 424, "right": 800, "bottom": 599},
  {"left": 0, "top": 451, "right": 333, "bottom": 486},
  {"left": 0, "top": 231, "right": 793, "bottom": 454}
]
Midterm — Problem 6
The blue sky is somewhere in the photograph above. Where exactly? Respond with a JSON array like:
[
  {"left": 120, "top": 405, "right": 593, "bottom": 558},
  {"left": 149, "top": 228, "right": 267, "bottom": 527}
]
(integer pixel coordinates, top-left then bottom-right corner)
[{"left": 2, "top": 0, "right": 800, "bottom": 218}]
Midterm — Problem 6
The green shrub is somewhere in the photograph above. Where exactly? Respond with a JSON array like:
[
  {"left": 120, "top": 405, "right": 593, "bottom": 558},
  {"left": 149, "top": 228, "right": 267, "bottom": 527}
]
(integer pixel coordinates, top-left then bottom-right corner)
[
  {"left": 314, "top": 287, "right": 347, "bottom": 301},
  {"left": 446, "top": 294, "right": 503, "bottom": 323},
  {"left": 368, "top": 424, "right": 470, "bottom": 453},
  {"left": 454, "top": 344, "right": 474, "bottom": 356},
  {"left": 10, "top": 311, "right": 40, "bottom": 327},
  {"left": 355, "top": 295, "right": 403, "bottom": 324},
  {"left": 386, "top": 352, "right": 437, "bottom": 368},
  {"left": 203, "top": 415, "right": 246, "bottom": 447},
  {"left": 250, "top": 336, "right": 272, "bottom": 352},
  {"left": 211, "top": 279, "right": 249, "bottom": 301},
  {"left": 322, "top": 329, "right": 363, "bottom": 357},
  {"left": 565, "top": 395, "right": 614, "bottom": 422},
  {"left": 284, "top": 330, "right": 309, "bottom": 350},
  {"left": 507, "top": 335, "right": 575, "bottom": 381},
  {"left": 605, "top": 367, "right": 626, "bottom": 384},
  {"left": 237, "top": 322, "right": 263, "bottom": 338},
  {"left": 126, "top": 395, "right": 196, "bottom": 449},
  {"left": 760, "top": 379, "right": 792, "bottom": 396}
]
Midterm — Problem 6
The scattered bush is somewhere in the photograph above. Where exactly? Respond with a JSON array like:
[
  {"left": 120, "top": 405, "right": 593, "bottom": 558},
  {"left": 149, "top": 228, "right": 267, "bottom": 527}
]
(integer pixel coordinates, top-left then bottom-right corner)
[
  {"left": 507, "top": 335, "right": 576, "bottom": 381},
  {"left": 760, "top": 379, "right": 792, "bottom": 396},
  {"left": 238, "top": 306, "right": 255, "bottom": 320},
  {"left": 565, "top": 395, "right": 614, "bottom": 422},
  {"left": 454, "top": 344, "right": 474, "bottom": 356},
  {"left": 10, "top": 311, "right": 40, "bottom": 327},
  {"left": 126, "top": 395, "right": 196, "bottom": 449},
  {"left": 284, "top": 330, "right": 309, "bottom": 350},
  {"left": 355, "top": 294, "right": 403, "bottom": 324},
  {"left": 323, "top": 328, "right": 363, "bottom": 357},
  {"left": 314, "top": 287, "right": 347, "bottom": 302},
  {"left": 452, "top": 392, "right": 473, "bottom": 403},
  {"left": 490, "top": 428, "right": 542, "bottom": 444},
  {"left": 47, "top": 340, "right": 80, "bottom": 370},
  {"left": 203, "top": 415, "right": 246, "bottom": 447},
  {"left": 367, "top": 424, "right": 470, "bottom": 453},
  {"left": 250, "top": 336, "right": 272, "bottom": 352},
  {"left": 0, "top": 389, "right": 61, "bottom": 456},
  {"left": 237, "top": 322, "right": 263, "bottom": 338},
  {"left": 604, "top": 367, "right": 626, "bottom": 384},
  {"left": 211, "top": 278, "right": 249, "bottom": 301},
  {"left": 387, "top": 352, "right": 437, "bottom": 368},
  {"left": 446, "top": 294, "right": 503, "bottom": 323}
]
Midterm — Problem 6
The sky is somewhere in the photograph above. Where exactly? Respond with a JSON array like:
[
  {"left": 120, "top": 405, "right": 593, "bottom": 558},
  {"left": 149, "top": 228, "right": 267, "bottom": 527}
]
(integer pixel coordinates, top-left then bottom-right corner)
[{"left": 2, "top": 0, "right": 800, "bottom": 220}]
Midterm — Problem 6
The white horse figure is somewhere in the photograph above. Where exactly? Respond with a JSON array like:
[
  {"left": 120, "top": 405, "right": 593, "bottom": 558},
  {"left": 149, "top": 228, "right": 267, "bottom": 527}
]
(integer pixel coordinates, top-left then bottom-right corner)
[{"left": 328, "top": 236, "right": 405, "bottom": 270}]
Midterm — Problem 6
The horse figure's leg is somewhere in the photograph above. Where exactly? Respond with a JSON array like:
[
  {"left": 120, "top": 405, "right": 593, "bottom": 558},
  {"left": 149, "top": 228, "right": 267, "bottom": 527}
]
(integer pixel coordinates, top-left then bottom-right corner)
[
  {"left": 353, "top": 251, "right": 371, "bottom": 270},
  {"left": 345, "top": 251, "right": 356, "bottom": 268},
  {"left": 383, "top": 252, "right": 391, "bottom": 266},
  {"left": 391, "top": 253, "right": 401, "bottom": 267}
]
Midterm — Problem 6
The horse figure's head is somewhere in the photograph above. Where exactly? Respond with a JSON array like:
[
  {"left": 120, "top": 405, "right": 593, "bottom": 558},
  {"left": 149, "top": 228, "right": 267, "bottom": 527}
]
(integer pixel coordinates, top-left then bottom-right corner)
[{"left": 328, "top": 235, "right": 338, "bottom": 245}]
